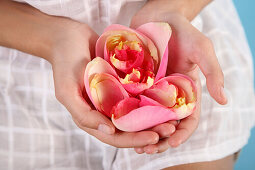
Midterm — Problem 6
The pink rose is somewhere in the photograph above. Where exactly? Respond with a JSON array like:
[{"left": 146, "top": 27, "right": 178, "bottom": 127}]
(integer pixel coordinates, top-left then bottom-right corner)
[{"left": 84, "top": 22, "right": 197, "bottom": 132}]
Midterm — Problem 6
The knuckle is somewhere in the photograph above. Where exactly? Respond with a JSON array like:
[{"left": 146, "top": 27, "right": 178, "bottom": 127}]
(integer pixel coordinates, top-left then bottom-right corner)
[
  {"left": 200, "top": 37, "right": 213, "bottom": 49},
  {"left": 111, "top": 135, "right": 119, "bottom": 148},
  {"left": 191, "top": 46, "right": 202, "bottom": 64},
  {"left": 191, "top": 53, "right": 201, "bottom": 64},
  {"left": 192, "top": 37, "right": 214, "bottom": 64},
  {"left": 77, "top": 115, "right": 88, "bottom": 128}
]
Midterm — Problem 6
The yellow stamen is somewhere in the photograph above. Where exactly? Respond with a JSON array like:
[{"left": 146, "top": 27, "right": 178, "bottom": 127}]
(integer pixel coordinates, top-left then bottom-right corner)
[
  {"left": 116, "top": 41, "right": 123, "bottom": 50},
  {"left": 132, "top": 68, "right": 141, "bottom": 79},
  {"left": 146, "top": 76, "right": 154, "bottom": 87},
  {"left": 120, "top": 74, "right": 133, "bottom": 84},
  {"left": 107, "top": 33, "right": 142, "bottom": 52},
  {"left": 177, "top": 97, "right": 186, "bottom": 106},
  {"left": 124, "top": 41, "right": 141, "bottom": 51},
  {"left": 107, "top": 34, "right": 125, "bottom": 51},
  {"left": 110, "top": 53, "right": 118, "bottom": 62},
  {"left": 120, "top": 69, "right": 141, "bottom": 84},
  {"left": 173, "top": 97, "right": 186, "bottom": 108}
]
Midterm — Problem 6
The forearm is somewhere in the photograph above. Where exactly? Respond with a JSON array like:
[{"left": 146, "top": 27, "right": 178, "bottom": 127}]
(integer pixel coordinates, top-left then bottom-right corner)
[
  {"left": 0, "top": 0, "right": 80, "bottom": 61},
  {"left": 145, "top": 0, "right": 212, "bottom": 21},
  {"left": 165, "top": 0, "right": 212, "bottom": 20}
]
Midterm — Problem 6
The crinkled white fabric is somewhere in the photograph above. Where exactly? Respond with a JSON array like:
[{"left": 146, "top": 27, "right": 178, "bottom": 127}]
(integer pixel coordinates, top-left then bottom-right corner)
[{"left": 0, "top": 0, "right": 255, "bottom": 169}]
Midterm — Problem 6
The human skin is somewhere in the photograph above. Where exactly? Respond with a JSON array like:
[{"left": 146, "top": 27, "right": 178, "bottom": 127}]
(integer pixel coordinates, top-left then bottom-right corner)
[
  {"left": 0, "top": 0, "right": 228, "bottom": 161},
  {"left": 0, "top": 0, "right": 165, "bottom": 148},
  {"left": 131, "top": 0, "right": 228, "bottom": 154},
  {"left": 163, "top": 154, "right": 235, "bottom": 170}
]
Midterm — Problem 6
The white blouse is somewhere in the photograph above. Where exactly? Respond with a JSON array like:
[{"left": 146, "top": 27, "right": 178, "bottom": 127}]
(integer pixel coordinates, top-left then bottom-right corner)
[{"left": 0, "top": 0, "right": 254, "bottom": 169}]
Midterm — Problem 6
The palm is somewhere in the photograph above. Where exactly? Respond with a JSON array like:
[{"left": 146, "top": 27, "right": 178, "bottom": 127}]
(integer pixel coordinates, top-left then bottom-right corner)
[
  {"left": 164, "top": 20, "right": 203, "bottom": 147},
  {"left": 132, "top": 10, "right": 226, "bottom": 153}
]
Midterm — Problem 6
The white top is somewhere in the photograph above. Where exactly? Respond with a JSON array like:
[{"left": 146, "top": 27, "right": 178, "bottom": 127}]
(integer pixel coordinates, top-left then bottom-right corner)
[{"left": 0, "top": 0, "right": 255, "bottom": 169}]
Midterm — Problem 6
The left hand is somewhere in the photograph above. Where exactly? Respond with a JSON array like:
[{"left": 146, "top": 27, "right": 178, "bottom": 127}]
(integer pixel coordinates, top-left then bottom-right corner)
[{"left": 130, "top": 0, "right": 227, "bottom": 154}]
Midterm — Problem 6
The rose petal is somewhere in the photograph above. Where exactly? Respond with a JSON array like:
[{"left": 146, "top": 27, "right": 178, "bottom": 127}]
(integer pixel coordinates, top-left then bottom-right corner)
[
  {"left": 136, "top": 22, "right": 172, "bottom": 81},
  {"left": 108, "top": 44, "right": 144, "bottom": 73},
  {"left": 122, "top": 82, "right": 153, "bottom": 96},
  {"left": 140, "top": 94, "right": 195, "bottom": 120},
  {"left": 143, "top": 80, "right": 177, "bottom": 107},
  {"left": 84, "top": 57, "right": 119, "bottom": 108},
  {"left": 112, "top": 105, "right": 178, "bottom": 132},
  {"left": 96, "top": 24, "right": 159, "bottom": 71},
  {"left": 89, "top": 73, "right": 129, "bottom": 117},
  {"left": 84, "top": 57, "right": 118, "bottom": 81},
  {"left": 156, "top": 73, "right": 197, "bottom": 103},
  {"left": 139, "top": 95, "right": 162, "bottom": 107},
  {"left": 111, "top": 97, "right": 140, "bottom": 119},
  {"left": 103, "top": 31, "right": 142, "bottom": 62},
  {"left": 171, "top": 102, "right": 196, "bottom": 119},
  {"left": 112, "top": 94, "right": 195, "bottom": 132},
  {"left": 84, "top": 57, "right": 129, "bottom": 116}
]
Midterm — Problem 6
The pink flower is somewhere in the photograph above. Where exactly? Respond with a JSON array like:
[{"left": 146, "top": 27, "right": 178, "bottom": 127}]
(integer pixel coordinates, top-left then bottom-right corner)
[{"left": 84, "top": 22, "right": 197, "bottom": 132}]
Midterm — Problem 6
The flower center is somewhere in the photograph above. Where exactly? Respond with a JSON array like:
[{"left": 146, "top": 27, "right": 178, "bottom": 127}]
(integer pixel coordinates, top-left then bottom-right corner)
[
  {"left": 107, "top": 35, "right": 156, "bottom": 90},
  {"left": 120, "top": 68, "right": 154, "bottom": 86}
]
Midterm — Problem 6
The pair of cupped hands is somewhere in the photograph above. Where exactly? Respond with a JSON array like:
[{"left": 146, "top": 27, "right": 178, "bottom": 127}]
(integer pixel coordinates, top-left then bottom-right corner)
[{"left": 49, "top": 7, "right": 227, "bottom": 154}]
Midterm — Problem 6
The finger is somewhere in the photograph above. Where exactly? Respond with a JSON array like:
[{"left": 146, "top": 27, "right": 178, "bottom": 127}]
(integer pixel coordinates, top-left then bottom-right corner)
[
  {"left": 136, "top": 121, "right": 178, "bottom": 154},
  {"left": 112, "top": 131, "right": 159, "bottom": 148},
  {"left": 150, "top": 122, "right": 176, "bottom": 139},
  {"left": 195, "top": 39, "right": 227, "bottom": 105},
  {"left": 168, "top": 114, "right": 199, "bottom": 147},
  {"left": 168, "top": 120, "right": 179, "bottom": 126},
  {"left": 157, "top": 138, "right": 170, "bottom": 153},
  {"left": 144, "top": 138, "right": 170, "bottom": 154},
  {"left": 134, "top": 147, "right": 145, "bottom": 154},
  {"left": 143, "top": 144, "right": 158, "bottom": 154},
  {"left": 84, "top": 127, "right": 159, "bottom": 148},
  {"left": 55, "top": 79, "right": 115, "bottom": 135},
  {"left": 168, "top": 73, "right": 201, "bottom": 147},
  {"left": 166, "top": 16, "right": 227, "bottom": 105}
]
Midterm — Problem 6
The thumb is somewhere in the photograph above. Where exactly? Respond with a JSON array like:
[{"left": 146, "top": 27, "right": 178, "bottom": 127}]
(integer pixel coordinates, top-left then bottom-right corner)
[
  {"left": 195, "top": 39, "right": 228, "bottom": 105},
  {"left": 130, "top": 16, "right": 140, "bottom": 29},
  {"left": 73, "top": 107, "right": 116, "bottom": 135},
  {"left": 55, "top": 81, "right": 115, "bottom": 135},
  {"left": 130, "top": 13, "right": 147, "bottom": 29}
]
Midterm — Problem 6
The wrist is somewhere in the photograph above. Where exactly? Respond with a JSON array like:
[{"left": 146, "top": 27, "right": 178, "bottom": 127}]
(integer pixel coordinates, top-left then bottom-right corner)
[
  {"left": 131, "top": 0, "right": 211, "bottom": 29},
  {"left": 44, "top": 17, "right": 85, "bottom": 63},
  {"left": 49, "top": 21, "right": 96, "bottom": 67}
]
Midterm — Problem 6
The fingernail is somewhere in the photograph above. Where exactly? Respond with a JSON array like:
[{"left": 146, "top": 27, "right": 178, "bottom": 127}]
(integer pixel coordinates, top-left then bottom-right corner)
[
  {"left": 220, "top": 87, "right": 228, "bottom": 103},
  {"left": 169, "top": 125, "right": 176, "bottom": 134},
  {"left": 145, "top": 147, "right": 158, "bottom": 154},
  {"left": 135, "top": 148, "right": 144, "bottom": 154},
  {"left": 152, "top": 149, "right": 158, "bottom": 154},
  {"left": 149, "top": 135, "right": 159, "bottom": 144},
  {"left": 98, "top": 124, "right": 113, "bottom": 135},
  {"left": 169, "top": 139, "right": 181, "bottom": 148}
]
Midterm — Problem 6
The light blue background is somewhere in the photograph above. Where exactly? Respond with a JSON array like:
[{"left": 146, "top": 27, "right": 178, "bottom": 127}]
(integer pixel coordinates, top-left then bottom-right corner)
[{"left": 232, "top": 0, "right": 255, "bottom": 169}]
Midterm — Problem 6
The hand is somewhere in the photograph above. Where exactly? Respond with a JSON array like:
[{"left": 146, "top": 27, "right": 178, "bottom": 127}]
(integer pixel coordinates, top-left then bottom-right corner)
[
  {"left": 0, "top": 0, "right": 216, "bottom": 150},
  {"left": 131, "top": 4, "right": 227, "bottom": 154},
  {"left": 49, "top": 20, "right": 161, "bottom": 148}
]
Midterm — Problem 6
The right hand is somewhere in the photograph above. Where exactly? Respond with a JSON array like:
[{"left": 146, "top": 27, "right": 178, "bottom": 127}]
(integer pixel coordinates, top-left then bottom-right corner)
[
  {"left": 131, "top": 5, "right": 227, "bottom": 153},
  {"left": 48, "top": 19, "right": 161, "bottom": 148}
]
